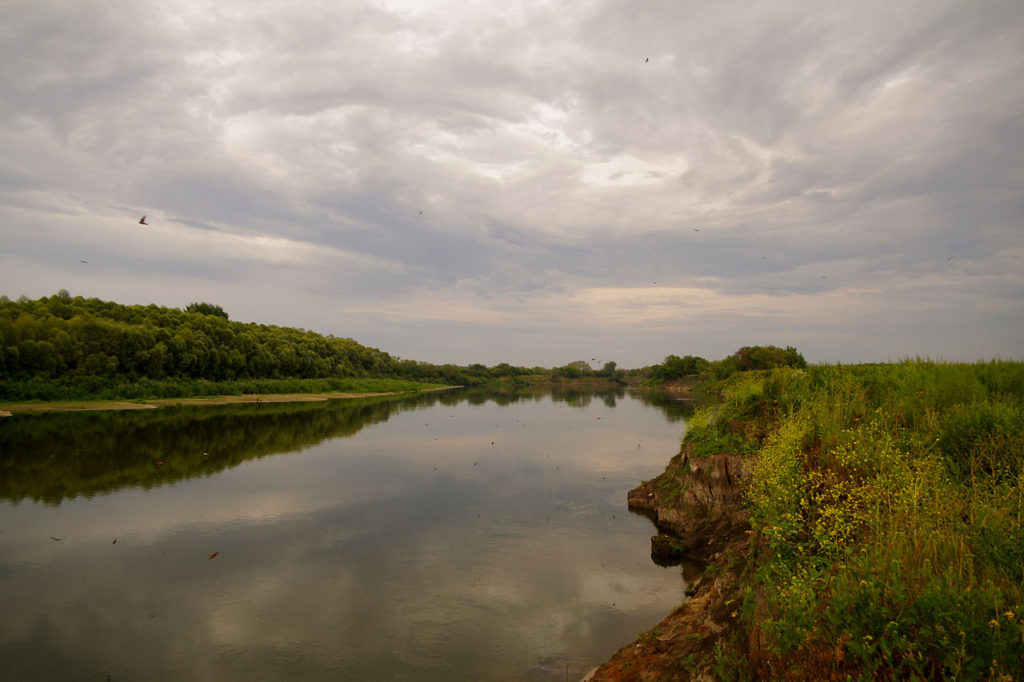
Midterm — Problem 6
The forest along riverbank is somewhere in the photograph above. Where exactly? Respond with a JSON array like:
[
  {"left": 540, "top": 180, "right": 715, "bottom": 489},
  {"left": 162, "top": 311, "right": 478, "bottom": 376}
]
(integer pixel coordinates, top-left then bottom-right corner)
[{"left": 588, "top": 361, "right": 1024, "bottom": 681}]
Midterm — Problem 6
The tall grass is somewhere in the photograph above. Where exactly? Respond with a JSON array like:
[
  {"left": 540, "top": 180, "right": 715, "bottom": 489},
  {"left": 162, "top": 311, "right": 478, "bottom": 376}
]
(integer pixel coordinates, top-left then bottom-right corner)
[{"left": 697, "top": 361, "right": 1024, "bottom": 679}]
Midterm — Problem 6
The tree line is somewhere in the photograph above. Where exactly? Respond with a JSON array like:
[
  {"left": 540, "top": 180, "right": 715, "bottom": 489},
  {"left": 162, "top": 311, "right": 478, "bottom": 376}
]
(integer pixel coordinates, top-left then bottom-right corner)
[
  {"left": 0, "top": 291, "right": 597, "bottom": 398},
  {"left": 0, "top": 290, "right": 807, "bottom": 400},
  {"left": 0, "top": 291, "right": 396, "bottom": 384},
  {"left": 642, "top": 345, "right": 807, "bottom": 384}
]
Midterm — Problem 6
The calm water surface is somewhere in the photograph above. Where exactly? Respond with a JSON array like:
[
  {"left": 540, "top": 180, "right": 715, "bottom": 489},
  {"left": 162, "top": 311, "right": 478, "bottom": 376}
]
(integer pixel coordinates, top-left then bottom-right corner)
[{"left": 0, "top": 388, "right": 699, "bottom": 680}]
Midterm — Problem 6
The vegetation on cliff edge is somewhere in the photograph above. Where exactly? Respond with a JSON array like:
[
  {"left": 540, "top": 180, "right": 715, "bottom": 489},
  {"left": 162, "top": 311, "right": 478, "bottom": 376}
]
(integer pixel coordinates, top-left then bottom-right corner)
[{"left": 686, "top": 361, "right": 1023, "bottom": 679}]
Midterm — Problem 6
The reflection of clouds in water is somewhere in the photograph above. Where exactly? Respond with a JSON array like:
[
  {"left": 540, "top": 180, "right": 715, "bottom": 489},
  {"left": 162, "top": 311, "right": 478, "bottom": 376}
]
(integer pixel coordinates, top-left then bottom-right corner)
[
  {"left": 0, "top": 475, "right": 374, "bottom": 565},
  {"left": 206, "top": 568, "right": 357, "bottom": 651},
  {"left": 0, "top": 391, "right": 694, "bottom": 679},
  {"left": 579, "top": 569, "right": 681, "bottom": 612}
]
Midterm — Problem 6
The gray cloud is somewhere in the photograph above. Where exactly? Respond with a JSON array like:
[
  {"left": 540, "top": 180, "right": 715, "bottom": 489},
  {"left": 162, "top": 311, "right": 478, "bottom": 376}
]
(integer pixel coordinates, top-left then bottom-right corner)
[{"left": 1, "top": 0, "right": 1021, "bottom": 366}]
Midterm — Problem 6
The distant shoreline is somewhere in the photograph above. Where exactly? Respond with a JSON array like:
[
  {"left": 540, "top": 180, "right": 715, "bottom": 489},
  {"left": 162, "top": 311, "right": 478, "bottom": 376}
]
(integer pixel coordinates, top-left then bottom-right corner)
[{"left": 0, "top": 388, "right": 453, "bottom": 417}]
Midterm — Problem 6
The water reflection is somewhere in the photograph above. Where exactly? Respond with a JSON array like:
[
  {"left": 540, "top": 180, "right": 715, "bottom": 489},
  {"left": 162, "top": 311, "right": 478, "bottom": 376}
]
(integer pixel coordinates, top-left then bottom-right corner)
[
  {"left": 0, "top": 388, "right": 699, "bottom": 680},
  {"left": 0, "top": 393, "right": 442, "bottom": 504}
]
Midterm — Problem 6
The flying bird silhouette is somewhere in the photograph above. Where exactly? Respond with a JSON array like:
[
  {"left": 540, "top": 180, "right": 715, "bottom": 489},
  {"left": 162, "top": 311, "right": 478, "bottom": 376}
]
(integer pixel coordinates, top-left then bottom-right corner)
[
  {"left": 645, "top": 57, "right": 649, "bottom": 63},
  {"left": 138, "top": 216, "right": 148, "bottom": 225}
]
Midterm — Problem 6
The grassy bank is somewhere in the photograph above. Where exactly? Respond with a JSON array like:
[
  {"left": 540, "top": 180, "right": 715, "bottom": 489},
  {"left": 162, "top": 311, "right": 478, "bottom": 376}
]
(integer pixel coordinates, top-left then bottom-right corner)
[
  {"left": 681, "top": 360, "right": 1023, "bottom": 679},
  {"left": 0, "top": 376, "right": 447, "bottom": 408}
]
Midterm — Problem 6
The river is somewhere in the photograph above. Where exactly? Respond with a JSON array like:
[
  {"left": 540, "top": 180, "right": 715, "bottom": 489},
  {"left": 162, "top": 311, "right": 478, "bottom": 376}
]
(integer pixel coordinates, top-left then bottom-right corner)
[{"left": 0, "top": 387, "right": 699, "bottom": 680}]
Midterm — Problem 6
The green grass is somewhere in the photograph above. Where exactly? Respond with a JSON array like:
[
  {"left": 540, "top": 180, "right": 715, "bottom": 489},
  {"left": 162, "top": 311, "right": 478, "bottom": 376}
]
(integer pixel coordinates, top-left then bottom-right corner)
[
  {"left": 0, "top": 376, "right": 446, "bottom": 404},
  {"left": 692, "top": 360, "right": 1024, "bottom": 679}
]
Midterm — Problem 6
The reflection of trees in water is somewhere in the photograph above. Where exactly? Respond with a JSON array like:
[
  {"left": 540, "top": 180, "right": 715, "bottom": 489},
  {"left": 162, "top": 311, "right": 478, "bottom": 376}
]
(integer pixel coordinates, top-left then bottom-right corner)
[
  {"left": 554, "top": 388, "right": 621, "bottom": 408},
  {"left": 448, "top": 385, "right": 628, "bottom": 408},
  {"left": 629, "top": 389, "right": 705, "bottom": 422},
  {"left": 0, "top": 386, "right": 704, "bottom": 505},
  {"left": 0, "top": 393, "right": 442, "bottom": 505},
  {"left": 449, "top": 387, "right": 546, "bottom": 406}
]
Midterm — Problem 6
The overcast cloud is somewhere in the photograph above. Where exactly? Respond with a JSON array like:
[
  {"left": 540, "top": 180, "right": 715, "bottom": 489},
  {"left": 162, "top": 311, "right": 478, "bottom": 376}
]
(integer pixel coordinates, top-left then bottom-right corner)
[{"left": 1, "top": 0, "right": 1022, "bottom": 367}]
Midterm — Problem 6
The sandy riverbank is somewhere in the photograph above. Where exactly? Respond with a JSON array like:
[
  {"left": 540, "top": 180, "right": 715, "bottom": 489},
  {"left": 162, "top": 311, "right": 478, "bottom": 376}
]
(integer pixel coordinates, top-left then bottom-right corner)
[{"left": 0, "top": 390, "right": 440, "bottom": 417}]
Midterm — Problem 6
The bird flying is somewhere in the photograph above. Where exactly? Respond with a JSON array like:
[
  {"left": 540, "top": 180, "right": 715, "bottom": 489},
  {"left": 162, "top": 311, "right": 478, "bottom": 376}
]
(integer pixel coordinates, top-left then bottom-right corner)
[{"left": 138, "top": 216, "right": 148, "bottom": 225}]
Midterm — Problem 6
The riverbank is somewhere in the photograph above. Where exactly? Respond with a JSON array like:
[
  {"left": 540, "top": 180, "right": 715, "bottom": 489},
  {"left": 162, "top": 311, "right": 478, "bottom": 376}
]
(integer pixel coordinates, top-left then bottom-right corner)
[
  {"left": 0, "top": 387, "right": 454, "bottom": 417},
  {"left": 591, "top": 360, "right": 1024, "bottom": 680},
  {"left": 0, "top": 375, "right": 633, "bottom": 416},
  {"left": 586, "top": 444, "right": 754, "bottom": 680}
]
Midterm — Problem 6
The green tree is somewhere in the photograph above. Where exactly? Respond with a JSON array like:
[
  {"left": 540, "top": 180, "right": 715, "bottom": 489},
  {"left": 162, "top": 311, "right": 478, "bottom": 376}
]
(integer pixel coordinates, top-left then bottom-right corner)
[
  {"left": 650, "top": 354, "right": 709, "bottom": 382},
  {"left": 186, "top": 302, "right": 229, "bottom": 319},
  {"left": 706, "top": 345, "right": 807, "bottom": 379}
]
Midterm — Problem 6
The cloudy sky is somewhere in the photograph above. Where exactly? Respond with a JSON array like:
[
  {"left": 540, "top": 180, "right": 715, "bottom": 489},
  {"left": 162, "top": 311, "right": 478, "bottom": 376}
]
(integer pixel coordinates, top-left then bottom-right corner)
[{"left": 1, "top": 0, "right": 1022, "bottom": 368}]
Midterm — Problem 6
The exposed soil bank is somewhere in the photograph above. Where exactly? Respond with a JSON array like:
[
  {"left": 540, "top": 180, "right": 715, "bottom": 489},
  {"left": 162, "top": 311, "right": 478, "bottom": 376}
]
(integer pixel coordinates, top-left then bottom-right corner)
[{"left": 587, "top": 444, "right": 754, "bottom": 681}]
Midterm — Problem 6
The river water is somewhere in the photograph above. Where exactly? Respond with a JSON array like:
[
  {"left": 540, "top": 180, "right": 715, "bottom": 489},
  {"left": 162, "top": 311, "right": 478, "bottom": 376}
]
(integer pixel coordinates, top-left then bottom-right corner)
[{"left": 0, "top": 387, "right": 699, "bottom": 680}]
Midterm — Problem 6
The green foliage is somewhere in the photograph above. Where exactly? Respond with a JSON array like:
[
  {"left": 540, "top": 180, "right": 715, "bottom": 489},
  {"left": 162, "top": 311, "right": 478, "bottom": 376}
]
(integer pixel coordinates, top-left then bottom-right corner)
[
  {"left": 0, "top": 292, "right": 551, "bottom": 399},
  {"left": 683, "top": 405, "right": 755, "bottom": 458},
  {"left": 938, "top": 400, "right": 1024, "bottom": 482},
  {"left": 596, "top": 360, "right": 623, "bottom": 381},
  {"left": 552, "top": 360, "right": 594, "bottom": 379},
  {"left": 0, "top": 376, "right": 438, "bottom": 403},
  {"left": 746, "top": 414, "right": 810, "bottom": 558},
  {"left": 0, "top": 292, "right": 397, "bottom": 389},
  {"left": 650, "top": 354, "right": 709, "bottom": 382},
  {"left": 185, "top": 301, "right": 229, "bottom": 319},
  {"left": 699, "top": 360, "right": 1024, "bottom": 679},
  {"left": 645, "top": 346, "right": 806, "bottom": 387},
  {"left": 706, "top": 345, "right": 807, "bottom": 380}
]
